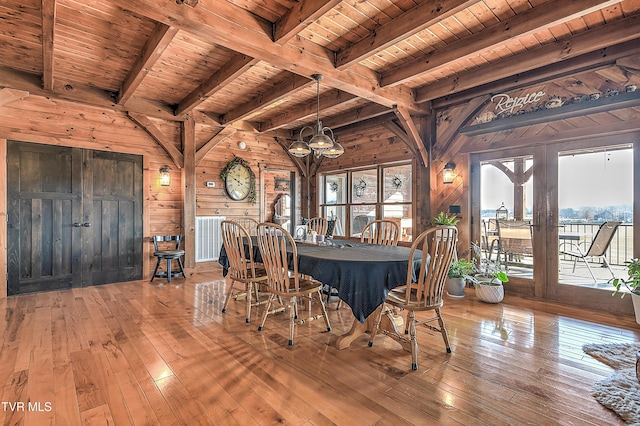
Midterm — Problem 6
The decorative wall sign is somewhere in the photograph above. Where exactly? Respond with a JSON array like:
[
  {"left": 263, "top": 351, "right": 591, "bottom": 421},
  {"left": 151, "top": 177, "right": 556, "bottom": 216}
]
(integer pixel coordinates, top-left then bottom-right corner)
[
  {"left": 274, "top": 177, "right": 290, "bottom": 192},
  {"left": 490, "top": 91, "right": 545, "bottom": 116}
]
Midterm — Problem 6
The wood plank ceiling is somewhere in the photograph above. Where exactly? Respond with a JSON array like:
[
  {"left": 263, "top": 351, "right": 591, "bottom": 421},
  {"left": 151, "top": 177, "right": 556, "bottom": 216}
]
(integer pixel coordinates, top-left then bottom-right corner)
[{"left": 1, "top": 0, "right": 640, "bottom": 148}]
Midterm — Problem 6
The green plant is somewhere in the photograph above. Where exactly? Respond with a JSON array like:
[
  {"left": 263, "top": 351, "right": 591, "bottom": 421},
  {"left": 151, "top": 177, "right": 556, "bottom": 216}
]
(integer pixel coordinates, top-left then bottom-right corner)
[
  {"left": 470, "top": 242, "right": 509, "bottom": 285},
  {"left": 432, "top": 212, "right": 459, "bottom": 226},
  {"left": 448, "top": 258, "right": 476, "bottom": 279},
  {"left": 610, "top": 258, "right": 640, "bottom": 298}
]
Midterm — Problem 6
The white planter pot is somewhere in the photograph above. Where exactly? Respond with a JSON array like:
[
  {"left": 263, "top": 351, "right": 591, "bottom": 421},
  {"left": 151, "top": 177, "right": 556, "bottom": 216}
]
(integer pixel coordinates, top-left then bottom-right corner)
[
  {"left": 446, "top": 277, "right": 466, "bottom": 298},
  {"left": 474, "top": 278, "right": 504, "bottom": 303},
  {"left": 631, "top": 292, "right": 640, "bottom": 325}
]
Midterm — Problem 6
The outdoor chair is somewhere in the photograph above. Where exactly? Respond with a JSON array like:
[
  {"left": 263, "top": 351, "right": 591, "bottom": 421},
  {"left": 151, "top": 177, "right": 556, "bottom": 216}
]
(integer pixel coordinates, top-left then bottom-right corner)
[
  {"left": 220, "top": 220, "right": 268, "bottom": 323},
  {"left": 559, "top": 221, "right": 622, "bottom": 284},
  {"left": 256, "top": 222, "right": 331, "bottom": 346},
  {"left": 495, "top": 219, "right": 533, "bottom": 270},
  {"left": 151, "top": 235, "right": 186, "bottom": 283},
  {"left": 368, "top": 226, "right": 457, "bottom": 370}
]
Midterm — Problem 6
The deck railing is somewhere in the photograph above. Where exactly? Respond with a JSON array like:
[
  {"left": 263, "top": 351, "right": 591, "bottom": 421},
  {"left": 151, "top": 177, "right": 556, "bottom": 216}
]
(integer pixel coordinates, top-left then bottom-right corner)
[{"left": 560, "top": 222, "right": 633, "bottom": 266}]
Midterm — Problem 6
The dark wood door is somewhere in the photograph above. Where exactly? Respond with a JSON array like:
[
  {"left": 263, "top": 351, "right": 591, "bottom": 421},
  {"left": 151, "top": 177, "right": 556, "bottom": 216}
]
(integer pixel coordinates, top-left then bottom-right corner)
[{"left": 7, "top": 141, "right": 143, "bottom": 295}]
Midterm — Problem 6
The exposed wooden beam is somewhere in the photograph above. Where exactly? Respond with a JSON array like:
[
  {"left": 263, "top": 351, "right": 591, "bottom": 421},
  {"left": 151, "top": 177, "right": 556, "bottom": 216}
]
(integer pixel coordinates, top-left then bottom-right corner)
[
  {"left": 0, "top": 88, "right": 29, "bottom": 107},
  {"left": 258, "top": 90, "right": 359, "bottom": 132},
  {"left": 127, "top": 112, "right": 184, "bottom": 168},
  {"left": 221, "top": 74, "right": 311, "bottom": 125},
  {"left": 415, "top": 16, "right": 640, "bottom": 103},
  {"left": 0, "top": 66, "right": 184, "bottom": 120},
  {"left": 175, "top": 54, "right": 259, "bottom": 116},
  {"left": 393, "top": 105, "right": 428, "bottom": 166},
  {"left": 381, "top": 0, "right": 621, "bottom": 87},
  {"left": 322, "top": 103, "right": 391, "bottom": 130},
  {"left": 434, "top": 95, "right": 490, "bottom": 161},
  {"left": 460, "top": 90, "right": 640, "bottom": 137},
  {"left": 118, "top": 23, "right": 179, "bottom": 105},
  {"left": 432, "top": 40, "right": 640, "bottom": 109},
  {"left": 333, "top": 112, "right": 396, "bottom": 137},
  {"left": 335, "top": 0, "right": 477, "bottom": 69},
  {"left": 273, "top": 0, "right": 341, "bottom": 44},
  {"left": 195, "top": 127, "right": 237, "bottom": 166},
  {"left": 41, "top": 0, "right": 55, "bottom": 91},
  {"left": 382, "top": 120, "right": 418, "bottom": 157},
  {"left": 461, "top": 118, "right": 640, "bottom": 154},
  {"left": 109, "top": 0, "right": 420, "bottom": 111}
]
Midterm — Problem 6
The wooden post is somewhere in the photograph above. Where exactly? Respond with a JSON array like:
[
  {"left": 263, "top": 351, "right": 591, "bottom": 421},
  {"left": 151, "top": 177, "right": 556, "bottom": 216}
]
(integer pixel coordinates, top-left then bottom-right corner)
[{"left": 182, "top": 115, "right": 196, "bottom": 273}]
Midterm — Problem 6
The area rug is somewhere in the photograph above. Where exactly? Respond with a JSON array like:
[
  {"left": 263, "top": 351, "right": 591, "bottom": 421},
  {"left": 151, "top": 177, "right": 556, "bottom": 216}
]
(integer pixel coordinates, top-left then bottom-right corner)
[{"left": 583, "top": 342, "right": 640, "bottom": 425}]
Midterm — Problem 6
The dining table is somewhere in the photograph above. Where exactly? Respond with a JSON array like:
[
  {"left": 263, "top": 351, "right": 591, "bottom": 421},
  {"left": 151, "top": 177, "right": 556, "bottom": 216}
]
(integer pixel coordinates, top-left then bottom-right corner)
[{"left": 218, "top": 238, "right": 423, "bottom": 349}]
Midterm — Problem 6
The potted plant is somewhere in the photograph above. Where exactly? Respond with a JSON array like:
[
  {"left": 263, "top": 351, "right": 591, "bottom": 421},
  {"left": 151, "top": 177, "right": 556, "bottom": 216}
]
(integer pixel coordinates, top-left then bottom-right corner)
[
  {"left": 432, "top": 211, "right": 459, "bottom": 226},
  {"left": 610, "top": 258, "right": 640, "bottom": 325},
  {"left": 471, "top": 242, "right": 509, "bottom": 303},
  {"left": 446, "top": 258, "right": 476, "bottom": 297}
]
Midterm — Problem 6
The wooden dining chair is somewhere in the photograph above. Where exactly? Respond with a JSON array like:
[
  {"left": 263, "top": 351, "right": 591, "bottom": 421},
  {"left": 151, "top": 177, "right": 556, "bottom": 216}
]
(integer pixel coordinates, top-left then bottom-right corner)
[
  {"left": 255, "top": 222, "right": 331, "bottom": 346},
  {"left": 235, "top": 217, "right": 259, "bottom": 236},
  {"left": 368, "top": 226, "right": 458, "bottom": 370},
  {"left": 306, "top": 217, "right": 328, "bottom": 236},
  {"left": 220, "top": 220, "right": 268, "bottom": 323},
  {"left": 151, "top": 235, "right": 186, "bottom": 283},
  {"left": 360, "top": 219, "right": 400, "bottom": 246}
]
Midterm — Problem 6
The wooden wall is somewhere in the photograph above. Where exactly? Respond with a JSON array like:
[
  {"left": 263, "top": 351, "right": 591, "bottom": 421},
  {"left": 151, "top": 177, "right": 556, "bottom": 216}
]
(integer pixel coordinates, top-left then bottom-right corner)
[{"left": 0, "top": 94, "right": 295, "bottom": 295}]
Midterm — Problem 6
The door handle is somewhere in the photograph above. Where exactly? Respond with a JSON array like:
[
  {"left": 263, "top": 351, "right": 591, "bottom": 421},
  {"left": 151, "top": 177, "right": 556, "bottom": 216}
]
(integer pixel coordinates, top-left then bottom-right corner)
[
  {"left": 83, "top": 222, "right": 91, "bottom": 227},
  {"left": 73, "top": 223, "right": 82, "bottom": 227}
]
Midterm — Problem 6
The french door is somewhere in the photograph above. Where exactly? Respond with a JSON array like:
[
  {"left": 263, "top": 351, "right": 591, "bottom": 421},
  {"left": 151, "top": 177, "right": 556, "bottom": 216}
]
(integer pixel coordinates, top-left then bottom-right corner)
[
  {"left": 472, "top": 140, "right": 637, "bottom": 314},
  {"left": 472, "top": 146, "right": 543, "bottom": 299},
  {"left": 7, "top": 141, "right": 143, "bottom": 295}
]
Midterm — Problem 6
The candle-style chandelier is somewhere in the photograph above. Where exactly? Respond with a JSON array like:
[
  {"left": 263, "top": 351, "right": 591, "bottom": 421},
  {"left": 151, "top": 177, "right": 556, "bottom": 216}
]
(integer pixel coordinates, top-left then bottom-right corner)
[{"left": 288, "top": 74, "right": 344, "bottom": 159}]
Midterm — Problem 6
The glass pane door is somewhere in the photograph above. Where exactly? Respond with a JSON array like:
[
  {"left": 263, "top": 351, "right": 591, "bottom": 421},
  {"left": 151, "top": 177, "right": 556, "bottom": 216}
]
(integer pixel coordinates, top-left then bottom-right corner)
[
  {"left": 557, "top": 145, "right": 633, "bottom": 288},
  {"left": 478, "top": 155, "right": 535, "bottom": 283}
]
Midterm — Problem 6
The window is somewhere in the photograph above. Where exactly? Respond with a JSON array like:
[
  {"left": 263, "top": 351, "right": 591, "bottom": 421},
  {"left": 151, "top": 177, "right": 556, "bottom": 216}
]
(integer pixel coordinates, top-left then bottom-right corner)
[{"left": 320, "top": 162, "right": 413, "bottom": 241}]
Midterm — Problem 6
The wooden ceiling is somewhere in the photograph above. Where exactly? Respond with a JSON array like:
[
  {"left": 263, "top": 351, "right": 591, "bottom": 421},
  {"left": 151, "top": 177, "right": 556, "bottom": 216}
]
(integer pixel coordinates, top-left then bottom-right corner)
[{"left": 1, "top": 0, "right": 640, "bottom": 141}]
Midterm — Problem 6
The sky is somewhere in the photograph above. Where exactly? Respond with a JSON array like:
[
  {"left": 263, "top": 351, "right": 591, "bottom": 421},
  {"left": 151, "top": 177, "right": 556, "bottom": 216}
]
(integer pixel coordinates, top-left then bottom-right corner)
[{"left": 480, "top": 146, "right": 633, "bottom": 214}]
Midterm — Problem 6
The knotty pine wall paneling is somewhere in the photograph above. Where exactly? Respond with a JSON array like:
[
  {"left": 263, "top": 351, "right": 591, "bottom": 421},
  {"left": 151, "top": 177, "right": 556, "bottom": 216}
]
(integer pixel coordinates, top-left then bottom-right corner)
[{"left": 0, "top": 95, "right": 182, "bottom": 289}]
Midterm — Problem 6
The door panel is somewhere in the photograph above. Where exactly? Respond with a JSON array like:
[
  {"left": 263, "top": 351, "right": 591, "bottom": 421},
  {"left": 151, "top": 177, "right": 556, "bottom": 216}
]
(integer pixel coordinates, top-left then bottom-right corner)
[
  {"left": 7, "top": 142, "right": 82, "bottom": 294},
  {"left": 7, "top": 141, "right": 142, "bottom": 295}
]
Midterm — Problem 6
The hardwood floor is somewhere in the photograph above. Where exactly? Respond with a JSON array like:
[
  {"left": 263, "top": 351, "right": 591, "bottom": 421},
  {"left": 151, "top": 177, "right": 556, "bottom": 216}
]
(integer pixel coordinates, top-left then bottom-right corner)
[{"left": 0, "top": 266, "right": 638, "bottom": 425}]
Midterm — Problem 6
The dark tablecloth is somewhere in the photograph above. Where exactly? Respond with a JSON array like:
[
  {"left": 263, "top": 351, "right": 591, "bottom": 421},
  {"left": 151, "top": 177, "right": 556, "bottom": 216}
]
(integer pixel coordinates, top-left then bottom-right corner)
[{"left": 218, "top": 239, "right": 422, "bottom": 323}]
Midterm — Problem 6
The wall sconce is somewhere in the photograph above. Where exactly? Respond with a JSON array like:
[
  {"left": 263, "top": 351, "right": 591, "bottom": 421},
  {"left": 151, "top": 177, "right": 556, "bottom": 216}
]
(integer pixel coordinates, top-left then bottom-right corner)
[
  {"left": 443, "top": 162, "right": 456, "bottom": 184},
  {"left": 159, "top": 165, "right": 171, "bottom": 186}
]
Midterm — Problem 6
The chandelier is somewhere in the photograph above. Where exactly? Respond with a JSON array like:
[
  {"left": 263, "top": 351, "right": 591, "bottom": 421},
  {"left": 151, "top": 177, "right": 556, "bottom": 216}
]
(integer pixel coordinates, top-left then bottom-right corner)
[{"left": 288, "top": 74, "right": 344, "bottom": 159}]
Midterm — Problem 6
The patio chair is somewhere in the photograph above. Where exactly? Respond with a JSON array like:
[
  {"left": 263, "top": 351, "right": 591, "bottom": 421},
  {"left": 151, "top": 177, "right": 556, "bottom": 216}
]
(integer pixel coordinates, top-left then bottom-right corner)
[
  {"left": 559, "top": 221, "right": 622, "bottom": 284},
  {"left": 360, "top": 219, "right": 400, "bottom": 246},
  {"left": 367, "top": 226, "right": 457, "bottom": 370},
  {"left": 220, "top": 220, "right": 268, "bottom": 323},
  {"left": 495, "top": 219, "right": 533, "bottom": 270},
  {"left": 256, "top": 222, "right": 331, "bottom": 346}
]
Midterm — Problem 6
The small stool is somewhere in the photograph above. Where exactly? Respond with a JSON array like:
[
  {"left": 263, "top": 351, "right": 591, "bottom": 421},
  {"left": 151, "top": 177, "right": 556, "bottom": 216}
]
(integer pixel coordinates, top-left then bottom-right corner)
[{"left": 151, "top": 235, "right": 186, "bottom": 283}]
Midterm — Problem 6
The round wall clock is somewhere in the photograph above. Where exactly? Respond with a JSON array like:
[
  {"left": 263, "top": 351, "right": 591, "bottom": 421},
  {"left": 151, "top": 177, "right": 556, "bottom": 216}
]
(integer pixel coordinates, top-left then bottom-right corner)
[{"left": 224, "top": 161, "right": 252, "bottom": 201}]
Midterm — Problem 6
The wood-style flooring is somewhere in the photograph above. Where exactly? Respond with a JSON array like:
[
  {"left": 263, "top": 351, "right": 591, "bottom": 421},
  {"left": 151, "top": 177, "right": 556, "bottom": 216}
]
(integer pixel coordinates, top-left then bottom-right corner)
[{"left": 0, "top": 266, "right": 638, "bottom": 425}]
